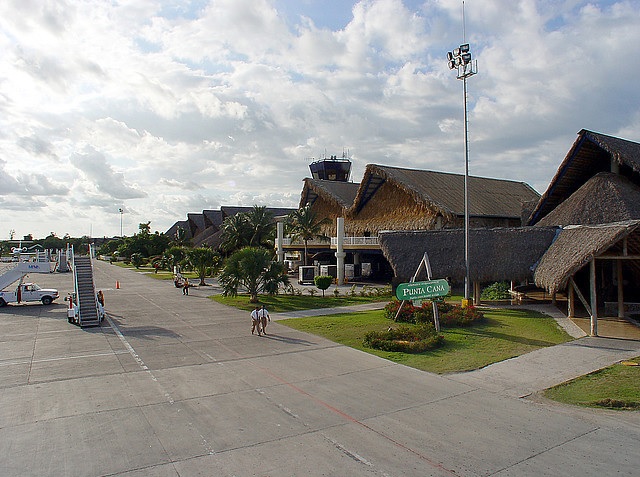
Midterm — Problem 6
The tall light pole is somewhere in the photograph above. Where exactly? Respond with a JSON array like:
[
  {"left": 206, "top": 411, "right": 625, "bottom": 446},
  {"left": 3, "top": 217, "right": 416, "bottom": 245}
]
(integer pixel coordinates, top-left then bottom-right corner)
[
  {"left": 447, "top": 41, "right": 477, "bottom": 306},
  {"left": 118, "top": 208, "right": 124, "bottom": 237}
]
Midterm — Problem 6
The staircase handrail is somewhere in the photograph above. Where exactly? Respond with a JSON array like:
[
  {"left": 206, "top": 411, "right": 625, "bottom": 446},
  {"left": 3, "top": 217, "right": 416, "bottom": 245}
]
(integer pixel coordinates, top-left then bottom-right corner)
[
  {"left": 70, "top": 245, "right": 79, "bottom": 307},
  {"left": 88, "top": 253, "right": 102, "bottom": 322}
]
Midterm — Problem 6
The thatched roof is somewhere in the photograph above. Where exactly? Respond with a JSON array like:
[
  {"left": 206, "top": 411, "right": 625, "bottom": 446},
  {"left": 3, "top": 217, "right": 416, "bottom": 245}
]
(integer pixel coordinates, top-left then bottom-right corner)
[
  {"left": 203, "top": 209, "right": 224, "bottom": 229},
  {"left": 379, "top": 227, "right": 558, "bottom": 283},
  {"left": 187, "top": 213, "right": 206, "bottom": 237},
  {"left": 220, "top": 206, "right": 296, "bottom": 218},
  {"left": 351, "top": 164, "right": 539, "bottom": 220},
  {"left": 536, "top": 172, "right": 640, "bottom": 227},
  {"left": 167, "top": 206, "right": 297, "bottom": 238},
  {"left": 165, "top": 220, "right": 191, "bottom": 239},
  {"left": 193, "top": 228, "right": 225, "bottom": 249},
  {"left": 300, "top": 178, "right": 359, "bottom": 210},
  {"left": 529, "top": 130, "right": 640, "bottom": 225},
  {"left": 534, "top": 221, "right": 640, "bottom": 294}
]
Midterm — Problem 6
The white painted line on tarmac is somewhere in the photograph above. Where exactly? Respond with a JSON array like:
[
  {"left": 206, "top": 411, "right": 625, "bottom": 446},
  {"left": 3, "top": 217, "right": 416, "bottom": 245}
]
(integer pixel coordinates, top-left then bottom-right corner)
[
  {"left": 105, "top": 313, "right": 216, "bottom": 456},
  {"left": 0, "top": 350, "right": 129, "bottom": 367}
]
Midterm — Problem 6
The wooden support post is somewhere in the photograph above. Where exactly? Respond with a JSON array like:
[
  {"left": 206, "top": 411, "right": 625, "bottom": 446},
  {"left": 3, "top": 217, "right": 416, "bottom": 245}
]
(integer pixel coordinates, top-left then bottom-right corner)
[
  {"left": 568, "top": 283, "right": 575, "bottom": 318},
  {"left": 617, "top": 259, "right": 624, "bottom": 319},
  {"left": 590, "top": 259, "right": 598, "bottom": 337}
]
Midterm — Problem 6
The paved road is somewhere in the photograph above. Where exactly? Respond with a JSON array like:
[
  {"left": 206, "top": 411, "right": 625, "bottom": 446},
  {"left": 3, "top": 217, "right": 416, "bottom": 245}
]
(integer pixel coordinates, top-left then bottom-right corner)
[{"left": 0, "top": 260, "right": 639, "bottom": 476}]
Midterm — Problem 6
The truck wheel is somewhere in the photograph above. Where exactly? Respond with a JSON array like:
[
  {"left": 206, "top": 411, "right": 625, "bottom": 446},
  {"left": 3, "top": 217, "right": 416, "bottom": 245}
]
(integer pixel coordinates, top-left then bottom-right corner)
[
  {"left": 0, "top": 298, "right": 6, "bottom": 307},
  {"left": 41, "top": 296, "right": 53, "bottom": 305}
]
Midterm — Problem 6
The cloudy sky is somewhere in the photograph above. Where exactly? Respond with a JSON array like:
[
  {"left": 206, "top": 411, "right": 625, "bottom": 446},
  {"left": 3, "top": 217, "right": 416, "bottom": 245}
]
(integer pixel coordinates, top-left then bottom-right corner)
[{"left": 1, "top": 0, "right": 639, "bottom": 239}]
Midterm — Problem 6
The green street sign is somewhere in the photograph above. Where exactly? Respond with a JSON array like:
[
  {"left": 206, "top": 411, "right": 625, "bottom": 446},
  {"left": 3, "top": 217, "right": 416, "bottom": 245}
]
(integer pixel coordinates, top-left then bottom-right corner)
[{"left": 395, "top": 279, "right": 450, "bottom": 301}]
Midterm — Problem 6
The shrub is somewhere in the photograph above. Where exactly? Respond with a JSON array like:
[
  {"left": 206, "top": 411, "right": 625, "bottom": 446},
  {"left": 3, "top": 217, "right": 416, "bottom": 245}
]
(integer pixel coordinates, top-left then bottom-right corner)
[
  {"left": 383, "top": 300, "right": 454, "bottom": 324},
  {"left": 440, "top": 305, "right": 485, "bottom": 327},
  {"left": 333, "top": 287, "right": 340, "bottom": 297},
  {"left": 481, "top": 282, "right": 511, "bottom": 300},
  {"left": 593, "top": 398, "right": 640, "bottom": 410},
  {"left": 307, "top": 288, "right": 317, "bottom": 296},
  {"left": 364, "top": 323, "right": 444, "bottom": 353},
  {"left": 314, "top": 275, "right": 333, "bottom": 297},
  {"left": 384, "top": 300, "right": 416, "bottom": 323}
]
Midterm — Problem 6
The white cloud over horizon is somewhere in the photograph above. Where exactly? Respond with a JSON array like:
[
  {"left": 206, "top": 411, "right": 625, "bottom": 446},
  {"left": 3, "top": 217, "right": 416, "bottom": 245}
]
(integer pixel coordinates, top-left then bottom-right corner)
[{"left": 1, "top": 0, "right": 639, "bottom": 239}]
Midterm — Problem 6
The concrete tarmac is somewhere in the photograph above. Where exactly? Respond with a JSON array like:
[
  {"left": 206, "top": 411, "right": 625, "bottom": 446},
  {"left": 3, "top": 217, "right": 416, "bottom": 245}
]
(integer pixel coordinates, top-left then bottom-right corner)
[{"left": 1, "top": 260, "right": 639, "bottom": 477}]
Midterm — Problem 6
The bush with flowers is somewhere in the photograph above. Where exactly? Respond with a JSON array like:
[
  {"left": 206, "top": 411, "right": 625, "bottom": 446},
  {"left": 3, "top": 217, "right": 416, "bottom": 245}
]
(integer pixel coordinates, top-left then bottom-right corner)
[
  {"left": 383, "top": 299, "right": 483, "bottom": 327},
  {"left": 364, "top": 323, "right": 443, "bottom": 353},
  {"left": 439, "top": 305, "right": 485, "bottom": 327}
]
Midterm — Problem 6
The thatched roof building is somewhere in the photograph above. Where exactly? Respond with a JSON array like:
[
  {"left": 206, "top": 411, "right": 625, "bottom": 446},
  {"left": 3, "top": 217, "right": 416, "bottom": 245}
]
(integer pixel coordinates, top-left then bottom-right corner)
[
  {"left": 535, "top": 172, "right": 640, "bottom": 227},
  {"left": 167, "top": 206, "right": 296, "bottom": 248},
  {"left": 299, "top": 179, "right": 360, "bottom": 234},
  {"left": 379, "top": 227, "right": 558, "bottom": 283},
  {"left": 534, "top": 221, "right": 640, "bottom": 295},
  {"left": 346, "top": 165, "right": 539, "bottom": 235},
  {"left": 186, "top": 213, "right": 206, "bottom": 239},
  {"left": 529, "top": 129, "right": 640, "bottom": 225},
  {"left": 300, "top": 178, "right": 359, "bottom": 210}
]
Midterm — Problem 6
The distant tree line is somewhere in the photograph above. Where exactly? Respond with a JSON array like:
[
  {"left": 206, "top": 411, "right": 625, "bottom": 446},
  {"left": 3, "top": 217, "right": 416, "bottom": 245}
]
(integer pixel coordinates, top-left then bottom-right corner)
[{"left": 4, "top": 204, "right": 332, "bottom": 303}]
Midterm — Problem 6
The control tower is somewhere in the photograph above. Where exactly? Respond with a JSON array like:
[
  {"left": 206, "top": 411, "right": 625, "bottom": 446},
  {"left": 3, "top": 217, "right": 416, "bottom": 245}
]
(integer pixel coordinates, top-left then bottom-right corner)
[{"left": 309, "top": 153, "right": 351, "bottom": 182}]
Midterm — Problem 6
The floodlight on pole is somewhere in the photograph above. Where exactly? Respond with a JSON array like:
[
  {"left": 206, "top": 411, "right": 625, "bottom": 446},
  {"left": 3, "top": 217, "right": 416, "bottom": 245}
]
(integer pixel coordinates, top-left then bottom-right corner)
[
  {"left": 447, "top": 28, "right": 477, "bottom": 306},
  {"left": 118, "top": 208, "right": 124, "bottom": 237}
]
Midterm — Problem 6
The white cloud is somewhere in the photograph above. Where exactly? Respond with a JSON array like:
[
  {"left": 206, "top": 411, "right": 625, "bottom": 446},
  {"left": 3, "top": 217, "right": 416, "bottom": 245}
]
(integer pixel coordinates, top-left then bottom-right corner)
[{"left": 0, "top": 0, "right": 638, "bottom": 239}]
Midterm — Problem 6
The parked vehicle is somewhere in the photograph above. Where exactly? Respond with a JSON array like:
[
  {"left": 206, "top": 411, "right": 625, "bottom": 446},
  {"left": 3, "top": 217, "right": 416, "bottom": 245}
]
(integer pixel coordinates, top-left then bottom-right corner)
[{"left": 0, "top": 282, "right": 59, "bottom": 307}]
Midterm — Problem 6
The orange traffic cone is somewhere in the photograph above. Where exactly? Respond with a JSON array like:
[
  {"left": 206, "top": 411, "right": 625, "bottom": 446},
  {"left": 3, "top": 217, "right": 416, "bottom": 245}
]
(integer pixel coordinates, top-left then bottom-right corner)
[{"left": 115, "top": 281, "right": 120, "bottom": 289}]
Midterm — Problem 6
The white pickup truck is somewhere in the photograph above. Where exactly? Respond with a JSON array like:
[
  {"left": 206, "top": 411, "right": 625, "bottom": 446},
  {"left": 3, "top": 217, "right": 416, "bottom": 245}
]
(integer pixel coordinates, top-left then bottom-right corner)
[{"left": 0, "top": 282, "right": 60, "bottom": 307}]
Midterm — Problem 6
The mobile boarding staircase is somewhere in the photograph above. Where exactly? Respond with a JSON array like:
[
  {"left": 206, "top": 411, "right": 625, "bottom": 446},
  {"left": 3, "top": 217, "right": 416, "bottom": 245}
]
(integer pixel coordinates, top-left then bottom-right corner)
[
  {"left": 0, "top": 252, "right": 54, "bottom": 291},
  {"left": 70, "top": 249, "right": 102, "bottom": 327}
]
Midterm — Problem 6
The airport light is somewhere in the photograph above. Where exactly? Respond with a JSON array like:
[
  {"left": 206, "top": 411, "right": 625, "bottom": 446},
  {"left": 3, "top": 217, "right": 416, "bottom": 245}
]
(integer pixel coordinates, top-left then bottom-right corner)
[{"left": 447, "top": 42, "right": 477, "bottom": 305}]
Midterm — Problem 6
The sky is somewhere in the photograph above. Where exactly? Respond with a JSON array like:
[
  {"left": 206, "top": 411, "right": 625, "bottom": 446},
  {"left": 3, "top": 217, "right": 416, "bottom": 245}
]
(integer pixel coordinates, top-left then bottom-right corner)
[{"left": 1, "top": 0, "right": 639, "bottom": 240}]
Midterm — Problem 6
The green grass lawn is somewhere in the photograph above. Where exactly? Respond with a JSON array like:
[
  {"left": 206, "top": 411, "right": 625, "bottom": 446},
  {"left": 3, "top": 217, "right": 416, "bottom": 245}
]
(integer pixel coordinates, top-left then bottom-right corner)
[
  {"left": 543, "top": 357, "right": 640, "bottom": 410},
  {"left": 211, "top": 292, "right": 391, "bottom": 312},
  {"left": 281, "top": 307, "right": 573, "bottom": 374}
]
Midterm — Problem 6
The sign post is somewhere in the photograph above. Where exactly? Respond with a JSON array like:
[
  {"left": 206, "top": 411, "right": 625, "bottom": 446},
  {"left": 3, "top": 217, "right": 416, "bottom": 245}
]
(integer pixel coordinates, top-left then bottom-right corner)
[{"left": 394, "top": 253, "right": 449, "bottom": 332}]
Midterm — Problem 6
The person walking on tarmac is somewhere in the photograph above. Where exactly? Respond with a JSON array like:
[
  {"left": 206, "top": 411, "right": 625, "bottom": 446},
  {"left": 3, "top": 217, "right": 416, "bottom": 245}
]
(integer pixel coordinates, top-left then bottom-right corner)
[
  {"left": 183, "top": 277, "right": 189, "bottom": 295},
  {"left": 259, "top": 305, "right": 270, "bottom": 335},
  {"left": 251, "top": 305, "right": 262, "bottom": 336}
]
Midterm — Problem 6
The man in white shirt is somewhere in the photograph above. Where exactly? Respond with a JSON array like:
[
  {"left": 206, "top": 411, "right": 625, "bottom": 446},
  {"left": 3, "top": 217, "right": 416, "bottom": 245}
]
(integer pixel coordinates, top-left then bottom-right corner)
[
  {"left": 259, "top": 305, "right": 270, "bottom": 335},
  {"left": 251, "top": 306, "right": 262, "bottom": 336}
]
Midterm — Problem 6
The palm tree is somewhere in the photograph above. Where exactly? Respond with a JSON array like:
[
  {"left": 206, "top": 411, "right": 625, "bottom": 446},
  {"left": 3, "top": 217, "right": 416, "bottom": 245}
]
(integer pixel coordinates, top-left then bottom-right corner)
[
  {"left": 164, "top": 246, "right": 186, "bottom": 273},
  {"left": 218, "top": 247, "right": 289, "bottom": 302},
  {"left": 187, "top": 247, "right": 221, "bottom": 285},
  {"left": 245, "top": 205, "right": 275, "bottom": 247},
  {"left": 286, "top": 205, "right": 331, "bottom": 266},
  {"left": 172, "top": 226, "right": 189, "bottom": 247},
  {"left": 220, "top": 213, "right": 251, "bottom": 254}
]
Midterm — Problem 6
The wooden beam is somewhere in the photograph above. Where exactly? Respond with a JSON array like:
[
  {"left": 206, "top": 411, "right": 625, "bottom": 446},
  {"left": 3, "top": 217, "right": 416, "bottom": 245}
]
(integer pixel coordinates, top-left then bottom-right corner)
[{"left": 570, "top": 277, "right": 591, "bottom": 316}]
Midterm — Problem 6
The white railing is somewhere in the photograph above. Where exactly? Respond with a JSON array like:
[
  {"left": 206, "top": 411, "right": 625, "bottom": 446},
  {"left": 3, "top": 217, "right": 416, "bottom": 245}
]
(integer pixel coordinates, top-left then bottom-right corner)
[
  {"left": 282, "top": 238, "right": 331, "bottom": 246},
  {"left": 331, "top": 236, "right": 379, "bottom": 246},
  {"left": 282, "top": 236, "right": 379, "bottom": 247}
]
